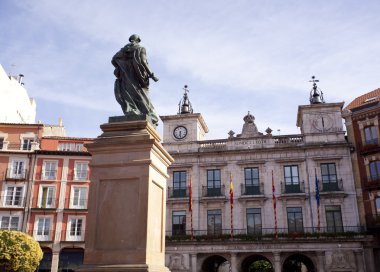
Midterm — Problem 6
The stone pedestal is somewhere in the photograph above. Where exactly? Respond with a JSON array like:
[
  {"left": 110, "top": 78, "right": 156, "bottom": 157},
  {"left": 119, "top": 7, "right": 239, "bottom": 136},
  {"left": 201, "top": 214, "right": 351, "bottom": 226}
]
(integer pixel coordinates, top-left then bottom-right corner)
[{"left": 78, "top": 120, "right": 173, "bottom": 272}]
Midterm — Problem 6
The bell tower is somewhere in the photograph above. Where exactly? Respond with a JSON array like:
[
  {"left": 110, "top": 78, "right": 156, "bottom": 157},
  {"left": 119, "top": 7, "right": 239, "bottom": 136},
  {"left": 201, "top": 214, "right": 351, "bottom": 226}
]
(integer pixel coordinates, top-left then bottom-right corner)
[
  {"left": 160, "top": 85, "right": 208, "bottom": 144},
  {"left": 297, "top": 76, "right": 345, "bottom": 142}
]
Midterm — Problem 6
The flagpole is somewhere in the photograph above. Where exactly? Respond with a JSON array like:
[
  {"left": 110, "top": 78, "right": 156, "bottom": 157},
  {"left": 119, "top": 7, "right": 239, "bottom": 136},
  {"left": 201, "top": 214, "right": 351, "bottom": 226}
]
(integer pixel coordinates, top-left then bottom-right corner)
[
  {"left": 315, "top": 168, "right": 321, "bottom": 233},
  {"left": 230, "top": 173, "right": 234, "bottom": 240},
  {"left": 189, "top": 175, "right": 193, "bottom": 240},
  {"left": 272, "top": 170, "right": 278, "bottom": 239}
]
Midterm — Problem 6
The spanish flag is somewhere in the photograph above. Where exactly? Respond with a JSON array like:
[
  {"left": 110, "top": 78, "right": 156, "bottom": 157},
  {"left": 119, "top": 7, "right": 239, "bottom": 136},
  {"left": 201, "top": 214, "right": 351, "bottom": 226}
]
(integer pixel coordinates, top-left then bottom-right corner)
[{"left": 230, "top": 174, "right": 234, "bottom": 209}]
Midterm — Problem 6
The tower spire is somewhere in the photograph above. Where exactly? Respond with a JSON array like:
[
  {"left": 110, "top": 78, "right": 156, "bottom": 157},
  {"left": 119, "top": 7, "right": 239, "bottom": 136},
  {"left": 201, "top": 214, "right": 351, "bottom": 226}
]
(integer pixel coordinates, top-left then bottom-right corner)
[
  {"left": 178, "top": 85, "right": 193, "bottom": 114},
  {"left": 309, "top": 76, "right": 325, "bottom": 104}
]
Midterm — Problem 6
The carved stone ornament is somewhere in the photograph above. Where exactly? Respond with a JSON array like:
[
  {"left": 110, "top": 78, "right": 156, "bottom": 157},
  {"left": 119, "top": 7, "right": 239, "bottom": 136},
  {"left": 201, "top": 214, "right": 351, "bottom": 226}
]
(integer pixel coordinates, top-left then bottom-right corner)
[{"left": 168, "top": 253, "right": 187, "bottom": 271}]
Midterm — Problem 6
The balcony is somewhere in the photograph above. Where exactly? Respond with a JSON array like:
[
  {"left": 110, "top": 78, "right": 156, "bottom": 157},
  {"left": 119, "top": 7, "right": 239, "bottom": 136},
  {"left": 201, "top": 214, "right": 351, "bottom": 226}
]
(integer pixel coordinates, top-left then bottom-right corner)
[
  {"left": 319, "top": 179, "right": 343, "bottom": 192},
  {"left": 31, "top": 197, "right": 58, "bottom": 209},
  {"left": 281, "top": 181, "right": 305, "bottom": 194},
  {"left": 0, "top": 142, "right": 39, "bottom": 152},
  {"left": 68, "top": 172, "right": 90, "bottom": 181},
  {"left": 36, "top": 170, "right": 58, "bottom": 181},
  {"left": 27, "top": 230, "right": 54, "bottom": 242},
  {"left": 241, "top": 184, "right": 263, "bottom": 196},
  {"left": 166, "top": 226, "right": 365, "bottom": 241},
  {"left": 61, "top": 229, "right": 86, "bottom": 242},
  {"left": 168, "top": 187, "right": 189, "bottom": 198},
  {"left": 202, "top": 185, "right": 225, "bottom": 197},
  {"left": 363, "top": 177, "right": 380, "bottom": 190},
  {"left": 5, "top": 168, "right": 27, "bottom": 180},
  {"left": 64, "top": 198, "right": 88, "bottom": 210},
  {"left": 365, "top": 214, "right": 380, "bottom": 230},
  {"left": 0, "top": 196, "right": 25, "bottom": 208}
]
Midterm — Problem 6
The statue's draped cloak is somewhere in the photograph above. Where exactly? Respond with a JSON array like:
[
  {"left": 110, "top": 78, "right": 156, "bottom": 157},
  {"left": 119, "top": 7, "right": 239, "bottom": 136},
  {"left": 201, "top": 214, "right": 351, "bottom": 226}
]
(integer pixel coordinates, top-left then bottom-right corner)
[{"left": 112, "top": 45, "right": 158, "bottom": 125}]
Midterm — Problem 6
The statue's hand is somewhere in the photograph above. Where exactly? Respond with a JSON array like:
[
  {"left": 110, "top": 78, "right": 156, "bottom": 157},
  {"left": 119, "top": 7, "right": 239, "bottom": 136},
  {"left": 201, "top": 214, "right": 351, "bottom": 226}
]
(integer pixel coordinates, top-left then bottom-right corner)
[{"left": 151, "top": 74, "right": 159, "bottom": 82}]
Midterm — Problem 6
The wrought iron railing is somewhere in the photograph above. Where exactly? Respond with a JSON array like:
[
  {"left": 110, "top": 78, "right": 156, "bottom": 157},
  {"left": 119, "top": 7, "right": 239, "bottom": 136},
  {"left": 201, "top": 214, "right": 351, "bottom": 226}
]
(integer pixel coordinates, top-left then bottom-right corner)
[
  {"left": 241, "top": 184, "right": 263, "bottom": 195},
  {"left": 281, "top": 181, "right": 305, "bottom": 194},
  {"left": 202, "top": 185, "right": 225, "bottom": 197},
  {"left": 168, "top": 187, "right": 189, "bottom": 198},
  {"left": 5, "top": 168, "right": 28, "bottom": 180},
  {"left": 320, "top": 179, "right": 343, "bottom": 192},
  {"left": 166, "top": 226, "right": 365, "bottom": 241}
]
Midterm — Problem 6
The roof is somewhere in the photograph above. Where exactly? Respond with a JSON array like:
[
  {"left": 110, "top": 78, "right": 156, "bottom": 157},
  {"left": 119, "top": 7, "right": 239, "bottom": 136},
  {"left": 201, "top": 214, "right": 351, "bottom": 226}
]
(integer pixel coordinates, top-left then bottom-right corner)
[
  {"left": 42, "top": 136, "right": 94, "bottom": 141},
  {"left": 344, "top": 88, "right": 380, "bottom": 111}
]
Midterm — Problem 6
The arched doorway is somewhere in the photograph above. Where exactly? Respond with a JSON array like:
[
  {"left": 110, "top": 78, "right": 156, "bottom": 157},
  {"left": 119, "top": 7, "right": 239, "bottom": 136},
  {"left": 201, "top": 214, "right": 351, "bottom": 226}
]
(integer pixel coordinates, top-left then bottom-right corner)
[
  {"left": 283, "top": 254, "right": 315, "bottom": 272},
  {"left": 241, "top": 255, "right": 274, "bottom": 272},
  {"left": 58, "top": 248, "right": 84, "bottom": 272},
  {"left": 35, "top": 247, "right": 52, "bottom": 272},
  {"left": 202, "top": 255, "right": 228, "bottom": 272}
]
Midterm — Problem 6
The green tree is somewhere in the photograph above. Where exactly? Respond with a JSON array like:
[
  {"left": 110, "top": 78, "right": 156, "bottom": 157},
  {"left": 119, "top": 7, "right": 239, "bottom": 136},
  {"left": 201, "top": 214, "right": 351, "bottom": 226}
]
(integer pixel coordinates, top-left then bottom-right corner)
[
  {"left": 0, "top": 230, "right": 43, "bottom": 272},
  {"left": 249, "top": 260, "right": 273, "bottom": 272}
]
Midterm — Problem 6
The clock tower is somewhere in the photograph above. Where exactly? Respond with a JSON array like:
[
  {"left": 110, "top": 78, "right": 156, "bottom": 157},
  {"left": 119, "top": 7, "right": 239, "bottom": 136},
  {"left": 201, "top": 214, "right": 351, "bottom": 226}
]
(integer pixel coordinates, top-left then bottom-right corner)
[
  {"left": 296, "top": 77, "right": 345, "bottom": 143},
  {"left": 160, "top": 86, "right": 208, "bottom": 144}
]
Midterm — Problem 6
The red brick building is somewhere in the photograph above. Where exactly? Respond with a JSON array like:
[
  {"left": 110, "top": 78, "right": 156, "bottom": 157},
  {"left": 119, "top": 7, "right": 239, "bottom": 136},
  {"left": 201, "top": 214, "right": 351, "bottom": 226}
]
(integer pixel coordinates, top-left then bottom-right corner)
[{"left": 343, "top": 88, "right": 380, "bottom": 265}]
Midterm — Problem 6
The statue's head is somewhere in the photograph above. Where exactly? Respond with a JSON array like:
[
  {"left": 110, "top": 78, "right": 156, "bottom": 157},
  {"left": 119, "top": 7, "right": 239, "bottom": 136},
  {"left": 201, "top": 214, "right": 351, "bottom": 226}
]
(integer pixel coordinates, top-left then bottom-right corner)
[{"left": 129, "top": 34, "right": 141, "bottom": 43}]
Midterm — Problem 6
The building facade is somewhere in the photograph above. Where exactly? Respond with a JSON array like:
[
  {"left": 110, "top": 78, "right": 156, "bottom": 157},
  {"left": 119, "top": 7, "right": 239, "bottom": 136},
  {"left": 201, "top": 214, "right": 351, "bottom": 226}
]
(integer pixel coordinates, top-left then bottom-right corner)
[
  {"left": 343, "top": 88, "right": 380, "bottom": 269},
  {"left": 0, "top": 122, "right": 93, "bottom": 272},
  {"left": 161, "top": 85, "right": 373, "bottom": 272}
]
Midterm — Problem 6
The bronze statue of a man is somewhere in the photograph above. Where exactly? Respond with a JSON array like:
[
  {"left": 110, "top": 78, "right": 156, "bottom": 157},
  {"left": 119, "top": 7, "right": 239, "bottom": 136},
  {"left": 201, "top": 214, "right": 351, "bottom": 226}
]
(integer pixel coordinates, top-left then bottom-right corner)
[{"left": 112, "top": 34, "right": 159, "bottom": 126}]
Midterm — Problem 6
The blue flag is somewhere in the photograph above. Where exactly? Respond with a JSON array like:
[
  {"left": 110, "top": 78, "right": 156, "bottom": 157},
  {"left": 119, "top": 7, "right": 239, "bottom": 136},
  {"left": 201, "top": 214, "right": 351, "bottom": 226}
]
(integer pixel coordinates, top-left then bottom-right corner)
[{"left": 315, "top": 171, "right": 320, "bottom": 207}]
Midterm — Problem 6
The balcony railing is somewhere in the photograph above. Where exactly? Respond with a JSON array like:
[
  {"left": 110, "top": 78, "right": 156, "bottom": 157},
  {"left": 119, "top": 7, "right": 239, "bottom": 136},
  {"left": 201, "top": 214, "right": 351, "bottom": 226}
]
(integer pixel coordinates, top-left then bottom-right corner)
[
  {"left": 168, "top": 187, "right": 189, "bottom": 198},
  {"left": 31, "top": 197, "right": 58, "bottom": 209},
  {"left": 320, "top": 179, "right": 343, "bottom": 192},
  {"left": 202, "top": 185, "right": 225, "bottom": 197},
  {"left": 363, "top": 177, "right": 380, "bottom": 189},
  {"left": 64, "top": 198, "right": 88, "bottom": 210},
  {"left": 281, "top": 181, "right": 305, "bottom": 194},
  {"left": 0, "top": 142, "right": 39, "bottom": 151},
  {"left": 60, "top": 229, "right": 86, "bottom": 242},
  {"left": 27, "top": 230, "right": 55, "bottom": 242},
  {"left": 0, "top": 196, "right": 25, "bottom": 208},
  {"left": 241, "top": 184, "right": 263, "bottom": 195},
  {"left": 166, "top": 226, "right": 365, "bottom": 241},
  {"left": 5, "top": 168, "right": 27, "bottom": 180},
  {"left": 365, "top": 214, "right": 380, "bottom": 228}
]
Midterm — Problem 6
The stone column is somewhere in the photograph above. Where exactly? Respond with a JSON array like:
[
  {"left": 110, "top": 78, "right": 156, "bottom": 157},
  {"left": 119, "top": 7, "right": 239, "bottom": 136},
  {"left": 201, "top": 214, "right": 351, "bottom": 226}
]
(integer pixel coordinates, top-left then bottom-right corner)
[
  {"left": 273, "top": 252, "right": 281, "bottom": 272},
  {"left": 190, "top": 253, "right": 197, "bottom": 272},
  {"left": 316, "top": 251, "right": 325, "bottom": 272},
  {"left": 78, "top": 120, "right": 174, "bottom": 272},
  {"left": 51, "top": 251, "right": 60, "bottom": 272},
  {"left": 354, "top": 249, "right": 365, "bottom": 272},
  {"left": 230, "top": 253, "right": 238, "bottom": 272}
]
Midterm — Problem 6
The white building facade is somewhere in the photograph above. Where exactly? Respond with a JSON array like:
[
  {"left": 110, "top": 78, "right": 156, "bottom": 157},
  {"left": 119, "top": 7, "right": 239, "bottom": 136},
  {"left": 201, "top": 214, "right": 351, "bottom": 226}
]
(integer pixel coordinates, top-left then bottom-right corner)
[
  {"left": 161, "top": 87, "right": 374, "bottom": 272},
  {"left": 0, "top": 64, "right": 36, "bottom": 123}
]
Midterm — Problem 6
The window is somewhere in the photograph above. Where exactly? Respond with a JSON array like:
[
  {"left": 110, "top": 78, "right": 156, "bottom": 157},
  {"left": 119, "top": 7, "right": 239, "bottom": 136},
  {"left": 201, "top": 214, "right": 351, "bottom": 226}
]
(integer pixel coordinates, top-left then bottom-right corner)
[
  {"left": 0, "top": 216, "right": 19, "bottom": 230},
  {"left": 244, "top": 168, "right": 260, "bottom": 195},
  {"left": 207, "top": 169, "right": 221, "bottom": 196},
  {"left": 71, "top": 187, "right": 87, "bottom": 209},
  {"left": 22, "top": 138, "right": 33, "bottom": 150},
  {"left": 321, "top": 163, "right": 339, "bottom": 191},
  {"left": 246, "top": 208, "right": 262, "bottom": 234},
  {"left": 287, "top": 207, "right": 304, "bottom": 233},
  {"left": 369, "top": 161, "right": 380, "bottom": 181},
  {"left": 67, "top": 217, "right": 84, "bottom": 241},
  {"left": 0, "top": 138, "right": 4, "bottom": 150},
  {"left": 43, "top": 161, "right": 57, "bottom": 180},
  {"left": 74, "top": 162, "right": 88, "bottom": 180},
  {"left": 39, "top": 187, "right": 55, "bottom": 208},
  {"left": 364, "top": 126, "right": 378, "bottom": 145},
  {"left": 172, "top": 211, "right": 186, "bottom": 235},
  {"left": 376, "top": 198, "right": 380, "bottom": 214},
  {"left": 4, "top": 186, "right": 23, "bottom": 206},
  {"left": 9, "top": 160, "right": 26, "bottom": 179},
  {"left": 326, "top": 205, "right": 343, "bottom": 233},
  {"left": 172, "top": 171, "right": 187, "bottom": 197},
  {"left": 284, "top": 165, "right": 300, "bottom": 193},
  {"left": 36, "top": 217, "right": 51, "bottom": 241},
  {"left": 58, "top": 142, "right": 84, "bottom": 151},
  {"left": 207, "top": 209, "right": 222, "bottom": 235}
]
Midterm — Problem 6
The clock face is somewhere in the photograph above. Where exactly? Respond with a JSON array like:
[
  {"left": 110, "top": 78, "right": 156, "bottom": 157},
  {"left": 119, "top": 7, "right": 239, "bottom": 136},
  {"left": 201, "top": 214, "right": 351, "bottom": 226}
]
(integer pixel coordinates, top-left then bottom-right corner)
[
  {"left": 173, "top": 126, "right": 188, "bottom": 139},
  {"left": 312, "top": 114, "right": 333, "bottom": 132}
]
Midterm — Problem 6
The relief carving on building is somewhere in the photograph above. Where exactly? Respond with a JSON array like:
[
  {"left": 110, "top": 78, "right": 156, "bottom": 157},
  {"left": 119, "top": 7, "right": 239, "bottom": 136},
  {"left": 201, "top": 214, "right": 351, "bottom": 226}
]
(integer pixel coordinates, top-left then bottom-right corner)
[
  {"left": 168, "top": 253, "right": 188, "bottom": 272},
  {"left": 325, "top": 250, "right": 355, "bottom": 270}
]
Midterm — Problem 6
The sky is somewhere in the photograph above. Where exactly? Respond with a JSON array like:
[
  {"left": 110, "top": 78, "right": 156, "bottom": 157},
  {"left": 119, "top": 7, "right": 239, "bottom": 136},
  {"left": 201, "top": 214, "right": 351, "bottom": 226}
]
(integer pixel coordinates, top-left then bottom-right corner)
[{"left": 1, "top": 0, "right": 380, "bottom": 139}]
